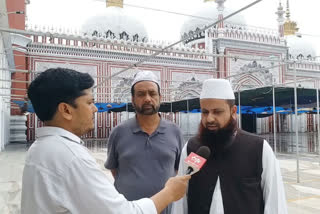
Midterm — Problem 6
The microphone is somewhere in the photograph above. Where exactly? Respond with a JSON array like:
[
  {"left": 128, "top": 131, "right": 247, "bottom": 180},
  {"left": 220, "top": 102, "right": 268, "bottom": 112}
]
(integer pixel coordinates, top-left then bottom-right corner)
[{"left": 184, "top": 146, "right": 211, "bottom": 175}]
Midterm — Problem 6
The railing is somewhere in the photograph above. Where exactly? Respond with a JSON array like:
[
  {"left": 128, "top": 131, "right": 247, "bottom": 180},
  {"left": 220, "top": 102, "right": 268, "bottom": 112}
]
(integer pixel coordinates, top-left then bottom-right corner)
[
  {"left": 25, "top": 23, "right": 208, "bottom": 60},
  {"left": 288, "top": 62, "right": 320, "bottom": 71},
  {"left": 207, "top": 23, "right": 282, "bottom": 45},
  {"left": 81, "top": 132, "right": 320, "bottom": 155},
  {"left": 82, "top": 138, "right": 108, "bottom": 153},
  {"left": 260, "top": 132, "right": 319, "bottom": 154}
]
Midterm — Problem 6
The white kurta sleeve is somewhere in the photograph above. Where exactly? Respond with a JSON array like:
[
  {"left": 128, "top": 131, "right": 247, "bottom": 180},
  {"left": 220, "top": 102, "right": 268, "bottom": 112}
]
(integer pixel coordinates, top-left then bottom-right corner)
[
  {"left": 63, "top": 156, "right": 157, "bottom": 214},
  {"left": 172, "top": 142, "right": 224, "bottom": 214},
  {"left": 261, "top": 140, "right": 288, "bottom": 214},
  {"left": 209, "top": 177, "right": 224, "bottom": 214},
  {"left": 172, "top": 142, "right": 189, "bottom": 214}
]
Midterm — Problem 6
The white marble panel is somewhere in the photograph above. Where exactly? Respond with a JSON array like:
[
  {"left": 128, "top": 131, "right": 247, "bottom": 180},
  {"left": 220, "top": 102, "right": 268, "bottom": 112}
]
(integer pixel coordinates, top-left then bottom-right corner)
[
  {"left": 110, "top": 67, "right": 161, "bottom": 102},
  {"left": 35, "top": 61, "right": 97, "bottom": 78}
]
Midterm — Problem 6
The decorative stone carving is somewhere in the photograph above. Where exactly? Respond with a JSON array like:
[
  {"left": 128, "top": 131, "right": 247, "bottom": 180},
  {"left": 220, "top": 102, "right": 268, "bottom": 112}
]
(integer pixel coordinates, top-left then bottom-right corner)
[
  {"left": 173, "top": 75, "right": 202, "bottom": 100},
  {"left": 111, "top": 68, "right": 161, "bottom": 103},
  {"left": 35, "top": 61, "right": 97, "bottom": 79},
  {"left": 231, "top": 60, "right": 273, "bottom": 90},
  {"left": 113, "top": 77, "right": 132, "bottom": 103}
]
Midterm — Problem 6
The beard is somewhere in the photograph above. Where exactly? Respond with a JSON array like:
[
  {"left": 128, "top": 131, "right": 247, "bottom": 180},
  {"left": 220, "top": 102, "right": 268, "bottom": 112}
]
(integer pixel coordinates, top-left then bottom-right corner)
[
  {"left": 134, "top": 103, "right": 160, "bottom": 115},
  {"left": 198, "top": 116, "right": 237, "bottom": 151}
]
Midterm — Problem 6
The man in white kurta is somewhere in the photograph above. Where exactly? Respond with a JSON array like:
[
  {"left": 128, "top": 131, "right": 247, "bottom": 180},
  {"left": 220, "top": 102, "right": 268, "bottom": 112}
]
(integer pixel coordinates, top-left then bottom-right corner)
[
  {"left": 172, "top": 139, "right": 288, "bottom": 214},
  {"left": 172, "top": 79, "right": 287, "bottom": 214}
]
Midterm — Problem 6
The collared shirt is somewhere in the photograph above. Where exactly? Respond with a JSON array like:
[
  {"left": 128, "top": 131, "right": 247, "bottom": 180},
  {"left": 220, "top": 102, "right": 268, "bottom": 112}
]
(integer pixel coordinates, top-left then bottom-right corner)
[
  {"left": 105, "top": 117, "right": 184, "bottom": 214},
  {"left": 172, "top": 139, "right": 288, "bottom": 214},
  {"left": 21, "top": 126, "right": 156, "bottom": 214}
]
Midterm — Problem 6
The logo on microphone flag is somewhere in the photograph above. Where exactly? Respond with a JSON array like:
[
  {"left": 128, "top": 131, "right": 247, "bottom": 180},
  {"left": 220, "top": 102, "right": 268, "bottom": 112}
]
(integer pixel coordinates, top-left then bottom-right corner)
[{"left": 184, "top": 152, "right": 207, "bottom": 171}]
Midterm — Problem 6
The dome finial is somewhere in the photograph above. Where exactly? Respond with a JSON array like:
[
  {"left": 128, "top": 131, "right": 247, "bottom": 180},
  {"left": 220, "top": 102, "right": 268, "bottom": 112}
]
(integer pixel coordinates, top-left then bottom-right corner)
[
  {"left": 214, "top": 0, "right": 226, "bottom": 12},
  {"left": 106, "top": 0, "right": 123, "bottom": 8},
  {"left": 285, "top": 0, "right": 290, "bottom": 20},
  {"left": 283, "top": 0, "right": 299, "bottom": 36},
  {"left": 82, "top": 1, "right": 148, "bottom": 42}
]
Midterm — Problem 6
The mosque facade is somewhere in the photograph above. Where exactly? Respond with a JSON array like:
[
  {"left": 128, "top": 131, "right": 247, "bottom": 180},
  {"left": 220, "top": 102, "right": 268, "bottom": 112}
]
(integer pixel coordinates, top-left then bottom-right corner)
[{"left": 3, "top": 0, "right": 320, "bottom": 144}]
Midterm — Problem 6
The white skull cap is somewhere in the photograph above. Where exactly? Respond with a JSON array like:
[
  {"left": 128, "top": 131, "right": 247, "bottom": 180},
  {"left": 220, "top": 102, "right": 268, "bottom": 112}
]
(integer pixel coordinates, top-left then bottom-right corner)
[
  {"left": 131, "top": 71, "right": 160, "bottom": 88},
  {"left": 200, "top": 79, "right": 235, "bottom": 100}
]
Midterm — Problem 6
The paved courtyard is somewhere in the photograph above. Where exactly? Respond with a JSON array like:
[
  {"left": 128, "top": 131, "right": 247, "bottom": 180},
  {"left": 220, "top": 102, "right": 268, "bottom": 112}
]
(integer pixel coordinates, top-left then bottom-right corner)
[{"left": 0, "top": 140, "right": 320, "bottom": 214}]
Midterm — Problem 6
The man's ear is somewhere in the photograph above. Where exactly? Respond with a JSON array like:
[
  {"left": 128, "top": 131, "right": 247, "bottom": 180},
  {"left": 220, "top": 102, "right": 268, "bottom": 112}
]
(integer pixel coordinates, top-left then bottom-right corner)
[
  {"left": 57, "top": 103, "right": 73, "bottom": 121},
  {"left": 231, "top": 105, "right": 237, "bottom": 120}
]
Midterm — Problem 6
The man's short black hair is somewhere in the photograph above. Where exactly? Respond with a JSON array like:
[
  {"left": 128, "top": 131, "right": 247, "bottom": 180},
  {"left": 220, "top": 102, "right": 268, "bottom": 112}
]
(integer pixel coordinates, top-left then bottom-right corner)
[
  {"left": 131, "top": 81, "right": 161, "bottom": 96},
  {"left": 28, "top": 68, "right": 94, "bottom": 122}
]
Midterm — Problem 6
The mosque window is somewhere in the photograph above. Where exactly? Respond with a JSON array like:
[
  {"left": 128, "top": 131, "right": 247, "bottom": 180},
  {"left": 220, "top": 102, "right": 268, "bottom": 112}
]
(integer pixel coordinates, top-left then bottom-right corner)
[
  {"left": 183, "top": 33, "right": 188, "bottom": 39},
  {"left": 297, "top": 54, "right": 304, "bottom": 60},
  {"left": 105, "top": 30, "right": 115, "bottom": 39},
  {"left": 195, "top": 27, "right": 201, "bottom": 35},
  {"left": 92, "top": 30, "right": 98, "bottom": 37},
  {"left": 133, "top": 34, "right": 139, "bottom": 42},
  {"left": 120, "top": 32, "right": 129, "bottom": 40}
]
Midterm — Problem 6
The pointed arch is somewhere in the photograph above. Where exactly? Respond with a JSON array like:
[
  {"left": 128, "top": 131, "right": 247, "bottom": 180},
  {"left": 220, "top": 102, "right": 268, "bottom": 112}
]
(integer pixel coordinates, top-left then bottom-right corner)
[
  {"left": 234, "top": 74, "right": 264, "bottom": 91},
  {"left": 175, "top": 89, "right": 201, "bottom": 101}
]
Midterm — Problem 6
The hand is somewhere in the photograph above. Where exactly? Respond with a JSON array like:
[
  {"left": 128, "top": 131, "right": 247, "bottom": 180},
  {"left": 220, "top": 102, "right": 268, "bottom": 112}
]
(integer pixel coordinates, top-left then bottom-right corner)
[
  {"left": 164, "top": 175, "right": 191, "bottom": 201},
  {"left": 151, "top": 175, "right": 191, "bottom": 213}
]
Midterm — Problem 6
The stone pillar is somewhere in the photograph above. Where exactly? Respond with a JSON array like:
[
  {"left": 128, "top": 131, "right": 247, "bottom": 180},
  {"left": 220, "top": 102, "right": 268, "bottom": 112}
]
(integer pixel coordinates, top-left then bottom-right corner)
[
  {"left": 218, "top": 47, "right": 225, "bottom": 78},
  {"left": 216, "top": 0, "right": 226, "bottom": 38},
  {"left": 10, "top": 115, "right": 27, "bottom": 143}
]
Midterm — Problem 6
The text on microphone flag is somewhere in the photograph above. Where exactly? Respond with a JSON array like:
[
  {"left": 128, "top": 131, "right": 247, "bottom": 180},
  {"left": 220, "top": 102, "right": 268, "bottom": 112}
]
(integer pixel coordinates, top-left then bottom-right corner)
[{"left": 184, "top": 152, "right": 207, "bottom": 170}]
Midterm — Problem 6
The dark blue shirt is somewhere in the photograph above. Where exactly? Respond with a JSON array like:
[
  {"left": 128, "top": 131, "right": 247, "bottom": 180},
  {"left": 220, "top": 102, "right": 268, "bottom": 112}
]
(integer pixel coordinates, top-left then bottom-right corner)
[{"left": 105, "top": 116, "right": 184, "bottom": 214}]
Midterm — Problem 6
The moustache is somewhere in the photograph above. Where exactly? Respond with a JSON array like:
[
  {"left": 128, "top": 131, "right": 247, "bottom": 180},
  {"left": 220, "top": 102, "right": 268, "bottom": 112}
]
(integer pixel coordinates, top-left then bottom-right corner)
[
  {"left": 142, "top": 104, "right": 154, "bottom": 108},
  {"left": 206, "top": 122, "right": 219, "bottom": 126}
]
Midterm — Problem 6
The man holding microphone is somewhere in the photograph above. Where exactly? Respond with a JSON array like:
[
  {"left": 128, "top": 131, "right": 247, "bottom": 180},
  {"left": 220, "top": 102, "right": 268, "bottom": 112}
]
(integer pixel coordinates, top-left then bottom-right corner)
[{"left": 21, "top": 68, "right": 190, "bottom": 214}]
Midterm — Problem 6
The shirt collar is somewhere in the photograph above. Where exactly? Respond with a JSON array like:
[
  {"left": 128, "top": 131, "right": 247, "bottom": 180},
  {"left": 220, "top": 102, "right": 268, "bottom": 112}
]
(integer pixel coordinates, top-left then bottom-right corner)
[
  {"left": 157, "top": 119, "right": 166, "bottom": 134},
  {"left": 131, "top": 114, "right": 166, "bottom": 134},
  {"left": 36, "top": 126, "right": 82, "bottom": 144}
]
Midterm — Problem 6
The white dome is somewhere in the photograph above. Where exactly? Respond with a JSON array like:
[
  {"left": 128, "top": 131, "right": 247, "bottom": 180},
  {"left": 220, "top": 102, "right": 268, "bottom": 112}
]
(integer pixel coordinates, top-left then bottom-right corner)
[
  {"left": 82, "top": 7, "right": 148, "bottom": 42},
  {"left": 286, "top": 36, "right": 316, "bottom": 58},
  {"left": 181, "top": 2, "right": 246, "bottom": 37}
]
